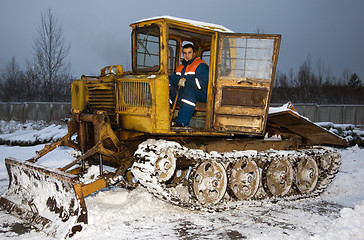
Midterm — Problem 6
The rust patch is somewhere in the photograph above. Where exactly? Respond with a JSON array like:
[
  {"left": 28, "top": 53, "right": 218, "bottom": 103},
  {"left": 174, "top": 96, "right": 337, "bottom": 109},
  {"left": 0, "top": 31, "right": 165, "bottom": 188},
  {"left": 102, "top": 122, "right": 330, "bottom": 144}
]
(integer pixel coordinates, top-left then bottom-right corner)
[{"left": 221, "top": 87, "right": 267, "bottom": 108}]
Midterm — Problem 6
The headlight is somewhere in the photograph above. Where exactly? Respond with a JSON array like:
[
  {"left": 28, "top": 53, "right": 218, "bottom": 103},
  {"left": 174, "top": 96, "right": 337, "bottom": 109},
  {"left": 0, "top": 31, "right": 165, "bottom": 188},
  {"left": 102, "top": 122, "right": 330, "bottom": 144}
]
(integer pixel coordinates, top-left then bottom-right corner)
[
  {"left": 111, "top": 66, "right": 117, "bottom": 75},
  {"left": 100, "top": 65, "right": 123, "bottom": 76}
]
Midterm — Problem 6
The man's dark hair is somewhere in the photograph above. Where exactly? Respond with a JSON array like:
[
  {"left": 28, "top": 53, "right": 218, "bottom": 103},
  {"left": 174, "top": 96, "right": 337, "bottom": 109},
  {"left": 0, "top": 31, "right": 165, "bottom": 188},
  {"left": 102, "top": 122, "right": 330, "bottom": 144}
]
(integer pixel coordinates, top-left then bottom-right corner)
[{"left": 182, "top": 43, "right": 194, "bottom": 51}]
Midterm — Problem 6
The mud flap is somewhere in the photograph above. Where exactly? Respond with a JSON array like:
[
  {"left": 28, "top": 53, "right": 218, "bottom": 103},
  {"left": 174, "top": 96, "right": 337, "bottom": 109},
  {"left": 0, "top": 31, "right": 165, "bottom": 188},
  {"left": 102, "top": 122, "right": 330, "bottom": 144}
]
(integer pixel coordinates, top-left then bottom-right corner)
[{"left": 0, "top": 157, "right": 87, "bottom": 238}]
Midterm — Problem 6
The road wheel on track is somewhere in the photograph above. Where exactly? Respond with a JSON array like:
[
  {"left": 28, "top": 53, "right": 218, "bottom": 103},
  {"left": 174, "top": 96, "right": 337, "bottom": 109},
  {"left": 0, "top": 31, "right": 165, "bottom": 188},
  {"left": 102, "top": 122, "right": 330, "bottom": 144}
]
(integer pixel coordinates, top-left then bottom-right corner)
[
  {"left": 294, "top": 157, "right": 319, "bottom": 193},
  {"left": 227, "top": 158, "right": 260, "bottom": 200},
  {"left": 262, "top": 157, "right": 294, "bottom": 197},
  {"left": 319, "top": 152, "right": 332, "bottom": 171},
  {"left": 155, "top": 150, "right": 176, "bottom": 183},
  {"left": 189, "top": 160, "right": 227, "bottom": 205}
]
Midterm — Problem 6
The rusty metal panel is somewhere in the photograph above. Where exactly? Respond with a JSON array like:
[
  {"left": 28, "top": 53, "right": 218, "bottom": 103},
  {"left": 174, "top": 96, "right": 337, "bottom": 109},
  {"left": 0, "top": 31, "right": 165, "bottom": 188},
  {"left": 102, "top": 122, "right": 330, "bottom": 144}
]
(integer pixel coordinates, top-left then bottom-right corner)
[
  {"left": 221, "top": 87, "right": 267, "bottom": 107},
  {"left": 86, "top": 81, "right": 116, "bottom": 109},
  {"left": 214, "top": 114, "right": 263, "bottom": 134}
]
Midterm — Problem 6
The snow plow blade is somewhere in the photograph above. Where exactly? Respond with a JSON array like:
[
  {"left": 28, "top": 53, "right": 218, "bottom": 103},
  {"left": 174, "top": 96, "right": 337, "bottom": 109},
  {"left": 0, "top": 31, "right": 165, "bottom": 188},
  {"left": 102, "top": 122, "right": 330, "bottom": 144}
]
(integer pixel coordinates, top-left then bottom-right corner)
[{"left": 0, "top": 157, "right": 87, "bottom": 238}]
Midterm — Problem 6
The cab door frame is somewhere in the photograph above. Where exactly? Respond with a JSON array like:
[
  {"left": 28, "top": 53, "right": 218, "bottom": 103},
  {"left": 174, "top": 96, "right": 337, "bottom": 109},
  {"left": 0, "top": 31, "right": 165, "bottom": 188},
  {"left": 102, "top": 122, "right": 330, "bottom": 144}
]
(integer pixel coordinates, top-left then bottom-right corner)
[{"left": 212, "top": 33, "right": 281, "bottom": 135}]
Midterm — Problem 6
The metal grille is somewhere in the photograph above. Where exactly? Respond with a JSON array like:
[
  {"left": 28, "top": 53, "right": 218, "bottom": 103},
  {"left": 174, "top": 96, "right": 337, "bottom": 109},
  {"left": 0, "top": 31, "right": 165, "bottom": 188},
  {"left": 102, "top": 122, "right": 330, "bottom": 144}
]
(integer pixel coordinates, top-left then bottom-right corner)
[
  {"left": 118, "top": 81, "right": 152, "bottom": 112},
  {"left": 86, "top": 82, "right": 116, "bottom": 110}
]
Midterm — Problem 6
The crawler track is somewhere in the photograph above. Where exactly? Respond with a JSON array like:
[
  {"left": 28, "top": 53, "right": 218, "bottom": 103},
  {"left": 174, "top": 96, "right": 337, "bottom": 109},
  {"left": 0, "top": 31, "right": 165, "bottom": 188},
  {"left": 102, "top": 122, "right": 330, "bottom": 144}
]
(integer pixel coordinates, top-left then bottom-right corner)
[{"left": 131, "top": 139, "right": 341, "bottom": 211}]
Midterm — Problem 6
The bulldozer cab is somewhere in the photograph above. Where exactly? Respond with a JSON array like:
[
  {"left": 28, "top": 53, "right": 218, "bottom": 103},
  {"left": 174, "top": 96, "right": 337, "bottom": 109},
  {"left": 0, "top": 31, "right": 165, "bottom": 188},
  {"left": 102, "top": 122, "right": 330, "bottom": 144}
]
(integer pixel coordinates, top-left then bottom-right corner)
[{"left": 130, "top": 17, "right": 281, "bottom": 136}]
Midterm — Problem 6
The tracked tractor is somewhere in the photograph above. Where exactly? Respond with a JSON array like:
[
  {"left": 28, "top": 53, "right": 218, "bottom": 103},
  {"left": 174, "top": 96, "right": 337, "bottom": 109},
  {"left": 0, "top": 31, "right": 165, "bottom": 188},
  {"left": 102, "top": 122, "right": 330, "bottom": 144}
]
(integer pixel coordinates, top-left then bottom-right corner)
[{"left": 0, "top": 16, "right": 346, "bottom": 238}]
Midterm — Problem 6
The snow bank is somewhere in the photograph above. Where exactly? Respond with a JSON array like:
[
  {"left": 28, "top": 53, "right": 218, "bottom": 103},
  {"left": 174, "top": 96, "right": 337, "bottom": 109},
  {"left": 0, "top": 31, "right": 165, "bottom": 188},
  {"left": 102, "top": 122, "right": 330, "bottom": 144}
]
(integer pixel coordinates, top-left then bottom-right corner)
[
  {"left": 71, "top": 186, "right": 185, "bottom": 239},
  {"left": 322, "top": 145, "right": 364, "bottom": 207},
  {"left": 0, "top": 122, "right": 67, "bottom": 146},
  {"left": 310, "top": 201, "right": 364, "bottom": 240},
  {"left": 0, "top": 120, "right": 48, "bottom": 134},
  {"left": 316, "top": 122, "right": 364, "bottom": 146}
]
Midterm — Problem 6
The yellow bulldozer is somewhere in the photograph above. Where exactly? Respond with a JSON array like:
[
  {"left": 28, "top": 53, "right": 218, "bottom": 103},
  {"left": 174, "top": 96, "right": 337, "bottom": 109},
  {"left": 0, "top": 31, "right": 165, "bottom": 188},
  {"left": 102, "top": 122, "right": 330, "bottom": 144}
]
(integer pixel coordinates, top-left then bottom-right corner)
[{"left": 0, "top": 16, "right": 346, "bottom": 238}]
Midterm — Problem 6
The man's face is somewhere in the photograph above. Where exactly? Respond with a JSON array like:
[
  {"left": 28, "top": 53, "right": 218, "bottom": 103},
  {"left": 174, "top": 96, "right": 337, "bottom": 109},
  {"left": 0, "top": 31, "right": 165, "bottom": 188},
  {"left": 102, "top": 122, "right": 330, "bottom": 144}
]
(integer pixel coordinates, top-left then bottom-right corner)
[{"left": 182, "top": 47, "right": 195, "bottom": 61}]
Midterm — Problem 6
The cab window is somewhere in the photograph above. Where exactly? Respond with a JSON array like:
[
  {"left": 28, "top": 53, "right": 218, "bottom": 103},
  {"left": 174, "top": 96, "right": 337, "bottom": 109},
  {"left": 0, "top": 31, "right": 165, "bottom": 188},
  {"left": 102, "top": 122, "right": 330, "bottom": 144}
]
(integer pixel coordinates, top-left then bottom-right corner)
[
  {"left": 134, "top": 25, "right": 160, "bottom": 72},
  {"left": 168, "top": 39, "right": 178, "bottom": 76},
  {"left": 202, "top": 50, "right": 210, "bottom": 65}
]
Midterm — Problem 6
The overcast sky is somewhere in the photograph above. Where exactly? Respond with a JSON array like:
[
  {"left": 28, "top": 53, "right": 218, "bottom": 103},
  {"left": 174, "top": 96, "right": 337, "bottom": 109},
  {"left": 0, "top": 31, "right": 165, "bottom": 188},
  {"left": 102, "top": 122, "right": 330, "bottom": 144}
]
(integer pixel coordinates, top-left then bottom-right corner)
[{"left": 1, "top": 0, "right": 363, "bottom": 82}]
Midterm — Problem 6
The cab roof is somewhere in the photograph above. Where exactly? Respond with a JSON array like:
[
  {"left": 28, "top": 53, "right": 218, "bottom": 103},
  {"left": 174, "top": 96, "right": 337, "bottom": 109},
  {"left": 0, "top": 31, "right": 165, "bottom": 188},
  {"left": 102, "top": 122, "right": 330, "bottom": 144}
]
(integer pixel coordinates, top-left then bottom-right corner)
[{"left": 131, "top": 16, "right": 234, "bottom": 33}]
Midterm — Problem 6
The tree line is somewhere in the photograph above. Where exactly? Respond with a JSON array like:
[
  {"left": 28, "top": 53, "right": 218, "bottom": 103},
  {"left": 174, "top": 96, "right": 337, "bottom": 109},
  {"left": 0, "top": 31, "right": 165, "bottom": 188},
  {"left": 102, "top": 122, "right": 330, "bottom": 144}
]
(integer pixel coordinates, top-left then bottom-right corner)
[{"left": 271, "top": 56, "right": 363, "bottom": 104}]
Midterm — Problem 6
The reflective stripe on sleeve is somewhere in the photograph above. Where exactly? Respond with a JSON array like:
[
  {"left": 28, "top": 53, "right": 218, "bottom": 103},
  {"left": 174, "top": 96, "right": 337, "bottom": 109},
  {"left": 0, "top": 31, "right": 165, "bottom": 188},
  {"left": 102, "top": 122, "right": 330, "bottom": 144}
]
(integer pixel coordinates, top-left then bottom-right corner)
[
  {"left": 185, "top": 71, "right": 195, "bottom": 75},
  {"left": 181, "top": 99, "right": 196, "bottom": 107},
  {"left": 195, "top": 78, "right": 201, "bottom": 89}
]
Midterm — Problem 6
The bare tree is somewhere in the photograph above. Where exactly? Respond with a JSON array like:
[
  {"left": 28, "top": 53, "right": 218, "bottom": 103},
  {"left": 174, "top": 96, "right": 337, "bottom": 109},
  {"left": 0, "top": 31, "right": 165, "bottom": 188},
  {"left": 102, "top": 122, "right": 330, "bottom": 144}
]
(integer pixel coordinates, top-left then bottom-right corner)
[
  {"left": 24, "top": 64, "right": 42, "bottom": 101},
  {"left": 31, "top": 8, "right": 71, "bottom": 101},
  {"left": 0, "top": 56, "right": 25, "bottom": 102},
  {"left": 325, "top": 66, "right": 333, "bottom": 86},
  {"left": 316, "top": 58, "right": 325, "bottom": 86},
  {"left": 341, "top": 68, "right": 351, "bottom": 86}
]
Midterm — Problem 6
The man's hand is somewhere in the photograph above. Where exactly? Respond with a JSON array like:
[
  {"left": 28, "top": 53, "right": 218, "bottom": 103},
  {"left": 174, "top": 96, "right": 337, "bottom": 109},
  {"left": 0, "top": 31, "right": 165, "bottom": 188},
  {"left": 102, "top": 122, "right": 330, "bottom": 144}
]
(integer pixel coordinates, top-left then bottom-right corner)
[{"left": 178, "top": 78, "right": 186, "bottom": 87}]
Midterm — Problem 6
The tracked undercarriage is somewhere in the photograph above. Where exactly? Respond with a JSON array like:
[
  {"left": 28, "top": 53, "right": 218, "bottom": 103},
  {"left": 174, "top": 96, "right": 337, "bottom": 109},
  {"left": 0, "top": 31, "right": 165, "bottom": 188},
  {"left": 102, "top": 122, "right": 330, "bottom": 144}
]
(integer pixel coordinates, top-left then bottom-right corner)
[{"left": 131, "top": 139, "right": 341, "bottom": 211}]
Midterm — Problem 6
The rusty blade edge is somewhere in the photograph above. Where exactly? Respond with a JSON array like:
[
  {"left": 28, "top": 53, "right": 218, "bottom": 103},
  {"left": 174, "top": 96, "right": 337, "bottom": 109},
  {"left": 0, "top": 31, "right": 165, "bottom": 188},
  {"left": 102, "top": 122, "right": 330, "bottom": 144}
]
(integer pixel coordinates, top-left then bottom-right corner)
[{"left": 5, "top": 157, "right": 80, "bottom": 183}]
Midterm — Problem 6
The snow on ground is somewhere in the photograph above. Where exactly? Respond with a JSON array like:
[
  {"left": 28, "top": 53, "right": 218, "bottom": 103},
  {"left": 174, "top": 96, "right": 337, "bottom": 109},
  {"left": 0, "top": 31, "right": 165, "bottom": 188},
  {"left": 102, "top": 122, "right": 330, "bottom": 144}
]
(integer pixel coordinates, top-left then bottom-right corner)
[
  {"left": 0, "top": 123, "right": 363, "bottom": 239},
  {"left": 0, "top": 120, "right": 67, "bottom": 146}
]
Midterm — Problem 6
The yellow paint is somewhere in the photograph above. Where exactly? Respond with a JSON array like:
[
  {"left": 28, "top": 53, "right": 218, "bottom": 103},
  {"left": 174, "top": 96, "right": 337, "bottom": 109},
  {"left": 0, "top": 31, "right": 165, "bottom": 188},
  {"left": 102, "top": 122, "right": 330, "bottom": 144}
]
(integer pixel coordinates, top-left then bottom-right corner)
[
  {"left": 71, "top": 79, "right": 87, "bottom": 111},
  {"left": 81, "top": 178, "right": 107, "bottom": 197}
]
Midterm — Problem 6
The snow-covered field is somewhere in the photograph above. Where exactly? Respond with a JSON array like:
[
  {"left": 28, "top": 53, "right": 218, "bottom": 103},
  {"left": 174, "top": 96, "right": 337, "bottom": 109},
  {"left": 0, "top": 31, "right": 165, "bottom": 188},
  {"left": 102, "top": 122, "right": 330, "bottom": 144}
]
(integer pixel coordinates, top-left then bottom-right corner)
[{"left": 0, "top": 122, "right": 363, "bottom": 239}]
